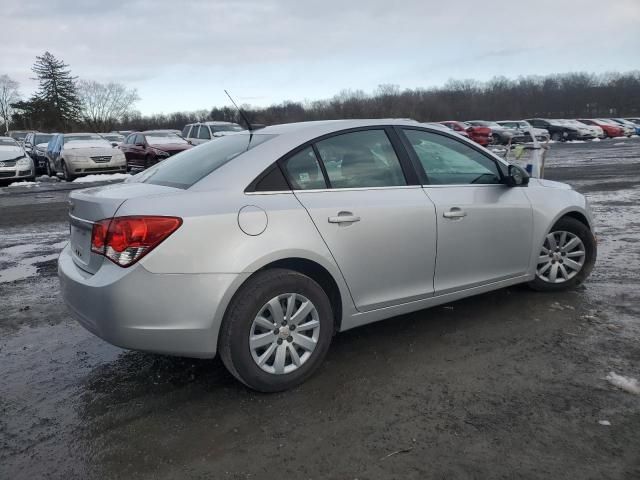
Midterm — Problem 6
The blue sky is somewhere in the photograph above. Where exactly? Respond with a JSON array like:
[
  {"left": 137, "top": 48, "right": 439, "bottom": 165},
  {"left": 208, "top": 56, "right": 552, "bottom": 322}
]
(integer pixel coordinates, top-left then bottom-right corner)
[{"left": 2, "top": 0, "right": 639, "bottom": 114}]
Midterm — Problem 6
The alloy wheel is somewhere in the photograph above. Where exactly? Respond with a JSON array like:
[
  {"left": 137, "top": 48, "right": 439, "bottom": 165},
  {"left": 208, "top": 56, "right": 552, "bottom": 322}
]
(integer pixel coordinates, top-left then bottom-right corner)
[
  {"left": 536, "top": 230, "right": 586, "bottom": 283},
  {"left": 249, "top": 293, "right": 320, "bottom": 375}
]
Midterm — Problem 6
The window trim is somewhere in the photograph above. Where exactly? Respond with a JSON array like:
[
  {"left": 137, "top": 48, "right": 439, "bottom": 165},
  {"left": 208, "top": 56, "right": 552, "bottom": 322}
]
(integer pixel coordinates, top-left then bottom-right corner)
[
  {"left": 245, "top": 126, "right": 421, "bottom": 193},
  {"left": 395, "top": 126, "right": 507, "bottom": 186}
]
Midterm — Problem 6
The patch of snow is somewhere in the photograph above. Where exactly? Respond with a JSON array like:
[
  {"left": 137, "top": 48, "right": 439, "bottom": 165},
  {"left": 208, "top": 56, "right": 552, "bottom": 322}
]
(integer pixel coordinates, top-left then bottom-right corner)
[
  {"left": 591, "top": 138, "right": 601, "bottom": 142},
  {"left": 7, "top": 181, "right": 39, "bottom": 188},
  {"left": 598, "top": 420, "right": 611, "bottom": 426},
  {"left": 0, "top": 229, "right": 68, "bottom": 283},
  {"left": 606, "top": 372, "right": 640, "bottom": 395},
  {"left": 613, "top": 142, "right": 627, "bottom": 146},
  {"left": 72, "top": 173, "right": 131, "bottom": 183},
  {"left": 566, "top": 140, "right": 586, "bottom": 144}
]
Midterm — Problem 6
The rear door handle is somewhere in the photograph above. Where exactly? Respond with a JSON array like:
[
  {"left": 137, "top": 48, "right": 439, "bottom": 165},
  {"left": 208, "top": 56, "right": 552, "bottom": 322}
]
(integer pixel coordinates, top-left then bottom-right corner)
[
  {"left": 328, "top": 212, "right": 361, "bottom": 224},
  {"left": 443, "top": 208, "right": 467, "bottom": 219}
]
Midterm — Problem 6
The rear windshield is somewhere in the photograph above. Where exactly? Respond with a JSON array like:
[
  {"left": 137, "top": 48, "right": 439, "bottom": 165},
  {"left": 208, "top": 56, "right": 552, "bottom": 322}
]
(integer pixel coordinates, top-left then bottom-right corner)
[{"left": 136, "top": 133, "right": 276, "bottom": 189}]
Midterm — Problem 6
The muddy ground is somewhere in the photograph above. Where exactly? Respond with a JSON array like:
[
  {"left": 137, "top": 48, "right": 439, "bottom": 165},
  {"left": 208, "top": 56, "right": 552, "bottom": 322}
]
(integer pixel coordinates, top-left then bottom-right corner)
[{"left": 1, "top": 139, "right": 639, "bottom": 479}]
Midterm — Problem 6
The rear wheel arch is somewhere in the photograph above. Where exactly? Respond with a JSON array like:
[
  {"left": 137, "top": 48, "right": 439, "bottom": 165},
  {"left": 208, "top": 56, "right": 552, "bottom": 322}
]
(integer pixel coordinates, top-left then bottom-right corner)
[
  {"left": 255, "top": 258, "right": 343, "bottom": 334},
  {"left": 222, "top": 257, "right": 344, "bottom": 335}
]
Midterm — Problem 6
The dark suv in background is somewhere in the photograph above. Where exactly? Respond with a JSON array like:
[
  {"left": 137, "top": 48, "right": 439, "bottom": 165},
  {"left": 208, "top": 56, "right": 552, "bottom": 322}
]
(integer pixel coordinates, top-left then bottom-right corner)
[
  {"left": 23, "top": 132, "right": 55, "bottom": 174},
  {"left": 525, "top": 118, "right": 581, "bottom": 141}
]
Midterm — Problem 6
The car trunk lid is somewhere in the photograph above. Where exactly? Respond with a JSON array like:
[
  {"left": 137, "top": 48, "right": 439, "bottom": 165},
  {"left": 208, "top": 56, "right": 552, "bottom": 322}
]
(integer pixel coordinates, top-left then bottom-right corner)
[{"left": 67, "top": 182, "right": 181, "bottom": 274}]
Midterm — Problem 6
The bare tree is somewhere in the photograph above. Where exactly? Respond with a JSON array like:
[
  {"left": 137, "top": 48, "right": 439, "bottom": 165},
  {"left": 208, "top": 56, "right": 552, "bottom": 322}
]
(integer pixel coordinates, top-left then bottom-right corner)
[
  {"left": 0, "top": 74, "right": 21, "bottom": 132},
  {"left": 78, "top": 80, "right": 140, "bottom": 131}
]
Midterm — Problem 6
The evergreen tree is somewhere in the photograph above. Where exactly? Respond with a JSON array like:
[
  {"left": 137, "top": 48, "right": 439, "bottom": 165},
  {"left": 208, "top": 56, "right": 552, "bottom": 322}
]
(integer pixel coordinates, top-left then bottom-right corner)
[{"left": 31, "top": 52, "right": 81, "bottom": 130}]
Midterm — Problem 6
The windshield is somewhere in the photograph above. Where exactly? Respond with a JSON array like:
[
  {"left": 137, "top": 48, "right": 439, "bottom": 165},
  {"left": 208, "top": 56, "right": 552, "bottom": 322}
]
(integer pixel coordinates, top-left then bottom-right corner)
[
  {"left": 145, "top": 134, "right": 188, "bottom": 145},
  {"left": 136, "top": 133, "right": 276, "bottom": 189},
  {"left": 102, "top": 134, "right": 123, "bottom": 141},
  {"left": 34, "top": 134, "right": 54, "bottom": 144},
  {"left": 0, "top": 138, "right": 19, "bottom": 147},
  {"left": 65, "top": 134, "right": 106, "bottom": 143},
  {"left": 212, "top": 124, "right": 244, "bottom": 133},
  {"left": 10, "top": 132, "right": 28, "bottom": 141}
]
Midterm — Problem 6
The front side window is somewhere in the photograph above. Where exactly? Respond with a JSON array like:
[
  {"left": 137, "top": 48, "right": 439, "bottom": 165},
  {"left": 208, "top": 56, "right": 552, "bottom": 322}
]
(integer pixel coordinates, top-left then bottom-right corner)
[
  {"left": 282, "top": 147, "right": 326, "bottom": 190},
  {"left": 403, "top": 129, "right": 502, "bottom": 185},
  {"left": 189, "top": 125, "right": 199, "bottom": 138},
  {"left": 314, "top": 130, "right": 406, "bottom": 188},
  {"left": 181, "top": 126, "right": 191, "bottom": 137}
]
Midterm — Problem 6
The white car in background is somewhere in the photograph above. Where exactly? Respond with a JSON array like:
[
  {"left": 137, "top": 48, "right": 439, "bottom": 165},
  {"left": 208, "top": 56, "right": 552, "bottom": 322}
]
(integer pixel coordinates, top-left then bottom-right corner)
[
  {"left": 0, "top": 136, "right": 35, "bottom": 182},
  {"left": 46, "top": 133, "right": 127, "bottom": 181},
  {"left": 496, "top": 120, "right": 550, "bottom": 142},
  {"left": 182, "top": 121, "right": 245, "bottom": 145},
  {"left": 562, "top": 120, "right": 604, "bottom": 139}
]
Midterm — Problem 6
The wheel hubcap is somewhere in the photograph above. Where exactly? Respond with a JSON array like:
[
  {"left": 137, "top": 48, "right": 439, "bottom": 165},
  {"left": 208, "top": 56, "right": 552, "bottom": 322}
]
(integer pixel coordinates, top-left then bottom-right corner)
[
  {"left": 536, "top": 230, "right": 586, "bottom": 283},
  {"left": 249, "top": 293, "right": 320, "bottom": 375}
]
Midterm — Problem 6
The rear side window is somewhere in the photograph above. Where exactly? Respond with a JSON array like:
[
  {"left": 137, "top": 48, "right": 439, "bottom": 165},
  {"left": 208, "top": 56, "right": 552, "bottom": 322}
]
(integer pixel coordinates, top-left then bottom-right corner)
[
  {"left": 282, "top": 147, "right": 326, "bottom": 190},
  {"left": 198, "top": 126, "right": 211, "bottom": 140},
  {"left": 314, "top": 130, "right": 406, "bottom": 188},
  {"left": 181, "top": 126, "right": 191, "bottom": 137},
  {"left": 402, "top": 129, "right": 501, "bottom": 185},
  {"left": 137, "top": 134, "right": 276, "bottom": 189}
]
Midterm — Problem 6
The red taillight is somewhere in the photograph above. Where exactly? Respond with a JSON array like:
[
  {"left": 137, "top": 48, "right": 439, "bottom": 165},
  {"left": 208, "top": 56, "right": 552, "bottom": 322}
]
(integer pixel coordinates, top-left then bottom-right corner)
[{"left": 91, "top": 216, "right": 182, "bottom": 267}]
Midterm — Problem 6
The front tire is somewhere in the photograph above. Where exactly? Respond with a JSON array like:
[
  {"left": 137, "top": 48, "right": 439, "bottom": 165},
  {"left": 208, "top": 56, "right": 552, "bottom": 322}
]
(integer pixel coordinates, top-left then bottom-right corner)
[
  {"left": 219, "top": 269, "right": 334, "bottom": 392},
  {"left": 62, "top": 161, "right": 75, "bottom": 182},
  {"left": 529, "top": 217, "right": 596, "bottom": 292},
  {"left": 45, "top": 159, "right": 53, "bottom": 177}
]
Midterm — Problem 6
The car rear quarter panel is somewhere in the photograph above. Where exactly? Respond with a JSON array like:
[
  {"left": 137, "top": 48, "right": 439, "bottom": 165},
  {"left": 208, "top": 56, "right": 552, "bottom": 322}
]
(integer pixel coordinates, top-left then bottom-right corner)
[{"left": 118, "top": 189, "right": 357, "bottom": 328}]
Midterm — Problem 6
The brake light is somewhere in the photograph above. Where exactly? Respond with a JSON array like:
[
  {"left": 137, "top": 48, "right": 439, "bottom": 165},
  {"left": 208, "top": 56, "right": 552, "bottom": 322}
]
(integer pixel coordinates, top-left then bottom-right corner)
[{"left": 91, "top": 216, "right": 182, "bottom": 267}]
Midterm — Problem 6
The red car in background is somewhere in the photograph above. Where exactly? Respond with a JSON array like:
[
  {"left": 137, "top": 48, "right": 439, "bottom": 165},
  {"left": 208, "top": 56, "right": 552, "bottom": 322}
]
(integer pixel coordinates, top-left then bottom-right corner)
[
  {"left": 577, "top": 119, "right": 624, "bottom": 138},
  {"left": 439, "top": 121, "right": 492, "bottom": 146},
  {"left": 120, "top": 130, "right": 193, "bottom": 171}
]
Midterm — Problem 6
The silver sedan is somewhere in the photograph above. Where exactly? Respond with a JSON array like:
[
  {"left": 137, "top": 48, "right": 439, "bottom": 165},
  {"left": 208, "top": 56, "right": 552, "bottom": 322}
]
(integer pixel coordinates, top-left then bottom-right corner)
[{"left": 59, "top": 119, "right": 597, "bottom": 391}]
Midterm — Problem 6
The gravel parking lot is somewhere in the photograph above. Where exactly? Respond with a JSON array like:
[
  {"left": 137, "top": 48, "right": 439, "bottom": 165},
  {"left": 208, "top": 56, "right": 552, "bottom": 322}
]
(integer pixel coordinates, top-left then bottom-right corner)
[{"left": 1, "top": 138, "right": 639, "bottom": 479}]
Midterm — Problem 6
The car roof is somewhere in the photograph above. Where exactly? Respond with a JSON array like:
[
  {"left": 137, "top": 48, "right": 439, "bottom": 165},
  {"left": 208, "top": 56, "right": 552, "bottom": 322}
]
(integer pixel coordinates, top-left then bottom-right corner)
[
  {"left": 191, "top": 118, "right": 508, "bottom": 192},
  {"left": 256, "top": 118, "right": 421, "bottom": 135}
]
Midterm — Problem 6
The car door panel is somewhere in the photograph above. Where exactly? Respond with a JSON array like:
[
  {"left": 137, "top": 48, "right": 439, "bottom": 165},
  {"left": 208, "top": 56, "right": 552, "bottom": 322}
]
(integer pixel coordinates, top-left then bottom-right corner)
[
  {"left": 399, "top": 127, "right": 534, "bottom": 294},
  {"left": 283, "top": 129, "right": 438, "bottom": 313},
  {"left": 424, "top": 185, "right": 532, "bottom": 294},
  {"left": 295, "top": 188, "right": 437, "bottom": 311}
]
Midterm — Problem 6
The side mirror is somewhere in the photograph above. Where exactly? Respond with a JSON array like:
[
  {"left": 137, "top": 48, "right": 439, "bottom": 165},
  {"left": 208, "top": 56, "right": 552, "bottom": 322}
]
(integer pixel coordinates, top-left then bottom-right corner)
[
  {"left": 187, "top": 140, "right": 194, "bottom": 145},
  {"left": 506, "top": 164, "right": 529, "bottom": 187},
  {"left": 111, "top": 142, "right": 118, "bottom": 147}
]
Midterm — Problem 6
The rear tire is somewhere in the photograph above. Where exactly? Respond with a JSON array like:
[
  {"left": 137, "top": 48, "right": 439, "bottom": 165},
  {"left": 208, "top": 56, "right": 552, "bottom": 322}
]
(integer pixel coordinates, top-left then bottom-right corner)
[
  {"left": 529, "top": 217, "right": 596, "bottom": 292},
  {"left": 551, "top": 132, "right": 562, "bottom": 142},
  {"left": 219, "top": 268, "right": 334, "bottom": 392}
]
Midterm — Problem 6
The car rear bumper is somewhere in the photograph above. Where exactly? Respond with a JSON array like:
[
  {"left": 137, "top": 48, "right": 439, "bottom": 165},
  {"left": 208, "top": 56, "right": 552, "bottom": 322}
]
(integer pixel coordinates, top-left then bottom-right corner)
[{"left": 58, "top": 244, "right": 245, "bottom": 358}]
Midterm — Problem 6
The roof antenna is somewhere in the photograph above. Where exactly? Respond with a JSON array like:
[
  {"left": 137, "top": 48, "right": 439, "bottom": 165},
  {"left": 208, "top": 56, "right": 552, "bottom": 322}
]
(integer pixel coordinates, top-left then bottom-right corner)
[{"left": 224, "top": 90, "right": 253, "bottom": 132}]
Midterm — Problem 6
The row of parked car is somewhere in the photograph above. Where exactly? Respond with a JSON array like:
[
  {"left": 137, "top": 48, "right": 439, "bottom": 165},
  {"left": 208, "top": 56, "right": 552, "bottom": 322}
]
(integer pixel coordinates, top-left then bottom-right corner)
[
  {"left": 1, "top": 122, "right": 244, "bottom": 181},
  {"left": 436, "top": 117, "right": 640, "bottom": 146},
  {"left": 3, "top": 117, "right": 639, "bottom": 182}
]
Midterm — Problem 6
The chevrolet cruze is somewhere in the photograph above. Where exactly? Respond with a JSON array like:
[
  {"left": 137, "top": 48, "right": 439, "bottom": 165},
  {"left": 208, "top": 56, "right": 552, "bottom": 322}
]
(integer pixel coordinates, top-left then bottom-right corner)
[{"left": 59, "top": 119, "right": 597, "bottom": 391}]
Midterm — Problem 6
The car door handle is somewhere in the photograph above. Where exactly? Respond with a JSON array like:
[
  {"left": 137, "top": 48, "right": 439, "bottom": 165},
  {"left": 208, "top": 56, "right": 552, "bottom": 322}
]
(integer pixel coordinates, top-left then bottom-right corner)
[
  {"left": 443, "top": 208, "right": 467, "bottom": 219},
  {"left": 328, "top": 212, "right": 361, "bottom": 224}
]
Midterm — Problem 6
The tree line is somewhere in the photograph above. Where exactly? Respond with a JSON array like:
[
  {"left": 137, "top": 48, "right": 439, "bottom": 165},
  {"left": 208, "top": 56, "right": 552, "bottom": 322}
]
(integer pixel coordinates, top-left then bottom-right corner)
[
  {"left": 2, "top": 52, "right": 639, "bottom": 134},
  {"left": 115, "top": 71, "right": 640, "bottom": 131}
]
